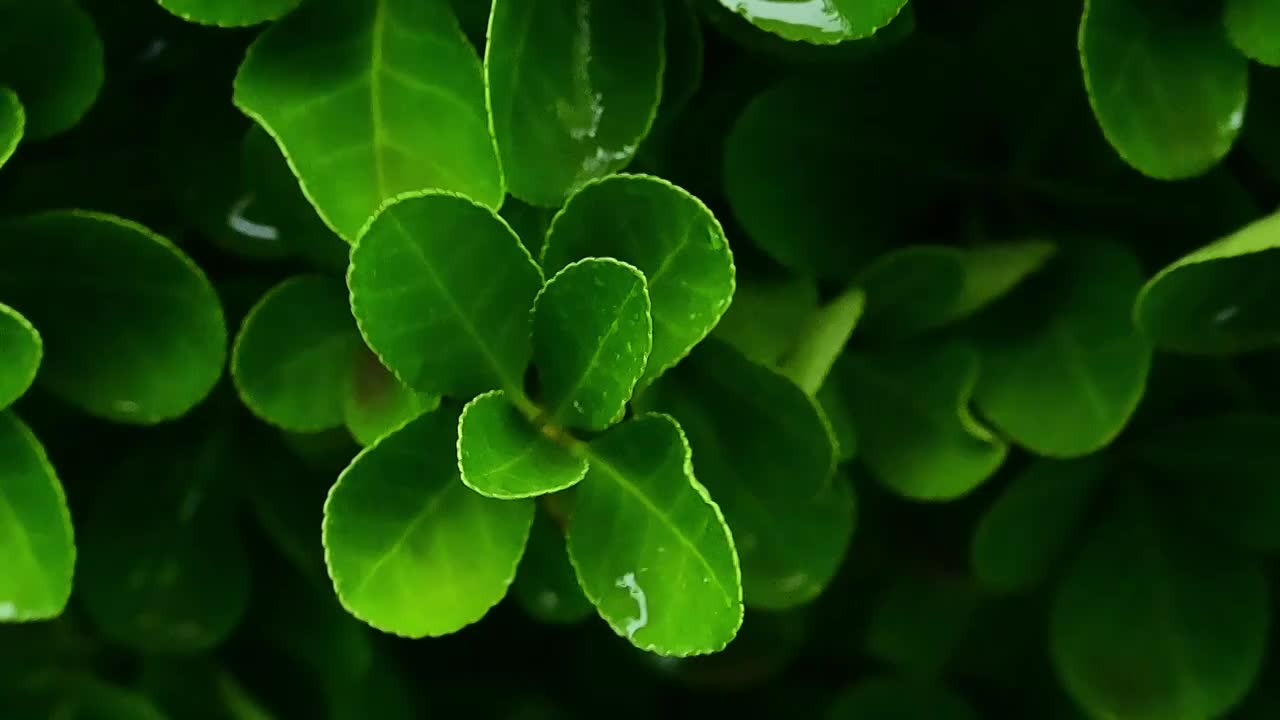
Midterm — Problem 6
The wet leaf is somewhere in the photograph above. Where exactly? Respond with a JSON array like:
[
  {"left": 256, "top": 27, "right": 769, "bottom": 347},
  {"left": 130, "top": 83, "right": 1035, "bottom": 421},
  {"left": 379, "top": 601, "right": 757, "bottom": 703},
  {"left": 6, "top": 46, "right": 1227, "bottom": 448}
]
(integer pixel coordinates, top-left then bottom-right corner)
[{"left": 716, "top": 0, "right": 909, "bottom": 45}]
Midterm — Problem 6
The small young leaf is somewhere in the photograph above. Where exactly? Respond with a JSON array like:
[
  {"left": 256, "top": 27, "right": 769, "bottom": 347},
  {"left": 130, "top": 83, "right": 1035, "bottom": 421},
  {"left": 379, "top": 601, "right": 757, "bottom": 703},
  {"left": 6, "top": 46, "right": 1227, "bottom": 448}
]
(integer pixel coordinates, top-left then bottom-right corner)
[
  {"left": 568, "top": 413, "right": 743, "bottom": 656},
  {"left": 533, "top": 258, "right": 652, "bottom": 431},
  {"left": 324, "top": 407, "right": 535, "bottom": 637},
  {"left": 0, "top": 302, "right": 40, "bottom": 410},
  {"left": 1080, "top": 0, "right": 1247, "bottom": 179},
  {"left": 0, "top": 0, "right": 103, "bottom": 139},
  {"left": 457, "top": 390, "right": 588, "bottom": 499},
  {"left": 971, "top": 457, "right": 1104, "bottom": 594},
  {"left": 232, "top": 275, "right": 361, "bottom": 433},
  {"left": 234, "top": 0, "right": 503, "bottom": 241},
  {"left": 343, "top": 348, "right": 439, "bottom": 446},
  {"left": 0, "top": 86, "right": 21, "bottom": 170},
  {"left": 1135, "top": 209, "right": 1280, "bottom": 354},
  {"left": 1225, "top": 0, "right": 1280, "bottom": 67},
  {"left": 513, "top": 509, "right": 593, "bottom": 624},
  {"left": 975, "top": 241, "right": 1151, "bottom": 458},
  {"left": 485, "top": 0, "right": 664, "bottom": 206},
  {"left": 0, "top": 211, "right": 227, "bottom": 424},
  {"left": 349, "top": 192, "right": 542, "bottom": 399},
  {"left": 542, "top": 175, "right": 735, "bottom": 388},
  {"left": 0, "top": 412, "right": 73, "bottom": 622},
  {"left": 1051, "top": 486, "right": 1269, "bottom": 720},
  {"left": 645, "top": 339, "right": 849, "bottom": 610},
  {"left": 717, "top": 0, "right": 909, "bottom": 45},
  {"left": 157, "top": 0, "right": 302, "bottom": 27},
  {"left": 834, "top": 342, "right": 1007, "bottom": 501},
  {"left": 713, "top": 275, "right": 819, "bottom": 367},
  {"left": 827, "top": 676, "right": 978, "bottom": 720}
]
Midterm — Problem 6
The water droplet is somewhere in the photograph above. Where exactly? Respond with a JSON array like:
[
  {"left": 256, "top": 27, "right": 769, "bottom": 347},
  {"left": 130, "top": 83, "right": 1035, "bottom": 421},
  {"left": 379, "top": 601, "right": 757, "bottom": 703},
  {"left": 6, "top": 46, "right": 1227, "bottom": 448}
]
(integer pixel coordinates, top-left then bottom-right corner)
[
  {"left": 228, "top": 194, "right": 281, "bottom": 242},
  {"left": 537, "top": 590, "right": 559, "bottom": 613},
  {"left": 778, "top": 572, "right": 809, "bottom": 593},
  {"left": 615, "top": 571, "right": 649, "bottom": 638},
  {"left": 1214, "top": 306, "right": 1239, "bottom": 324},
  {"left": 722, "top": 0, "right": 852, "bottom": 36}
]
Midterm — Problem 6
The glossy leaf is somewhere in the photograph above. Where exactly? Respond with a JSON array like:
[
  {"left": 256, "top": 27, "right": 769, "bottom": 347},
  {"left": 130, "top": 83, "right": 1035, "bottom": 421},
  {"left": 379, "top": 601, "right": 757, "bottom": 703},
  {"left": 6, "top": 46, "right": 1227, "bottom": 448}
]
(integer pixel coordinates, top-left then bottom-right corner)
[
  {"left": 486, "top": 0, "right": 664, "bottom": 206},
  {"left": 0, "top": 0, "right": 103, "bottom": 139},
  {"left": 1226, "top": 0, "right": 1280, "bottom": 66},
  {"left": 234, "top": 0, "right": 503, "bottom": 241},
  {"left": 232, "top": 275, "right": 361, "bottom": 432},
  {"left": 0, "top": 86, "right": 20, "bottom": 170},
  {"left": 349, "top": 192, "right": 542, "bottom": 399},
  {"left": 323, "top": 407, "right": 535, "bottom": 637},
  {"left": 971, "top": 457, "right": 1104, "bottom": 593},
  {"left": 0, "top": 302, "right": 40, "bottom": 411},
  {"left": 0, "top": 412, "right": 73, "bottom": 622},
  {"left": 1080, "top": 0, "right": 1248, "bottom": 179},
  {"left": 1051, "top": 486, "right": 1269, "bottom": 720},
  {"left": 713, "top": 275, "right": 818, "bottom": 367},
  {"left": 513, "top": 509, "right": 593, "bottom": 624},
  {"left": 975, "top": 242, "right": 1151, "bottom": 457},
  {"left": 542, "top": 175, "right": 735, "bottom": 388},
  {"left": 458, "top": 390, "right": 588, "bottom": 499},
  {"left": 717, "top": 0, "right": 909, "bottom": 45},
  {"left": 0, "top": 211, "right": 226, "bottom": 424},
  {"left": 568, "top": 413, "right": 742, "bottom": 656},
  {"left": 827, "top": 676, "right": 978, "bottom": 720},
  {"left": 157, "top": 0, "right": 302, "bottom": 27},
  {"left": 533, "top": 258, "right": 652, "bottom": 431},
  {"left": 834, "top": 342, "right": 1006, "bottom": 501},
  {"left": 343, "top": 348, "right": 439, "bottom": 446},
  {"left": 1135, "top": 209, "right": 1280, "bottom": 354}
]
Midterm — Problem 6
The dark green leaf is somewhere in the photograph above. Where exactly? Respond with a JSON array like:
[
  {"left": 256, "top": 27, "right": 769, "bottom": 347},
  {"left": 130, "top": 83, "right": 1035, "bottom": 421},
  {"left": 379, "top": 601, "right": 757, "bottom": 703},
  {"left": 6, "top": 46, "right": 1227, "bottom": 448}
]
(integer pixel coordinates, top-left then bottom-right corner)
[
  {"left": 717, "top": 0, "right": 909, "bottom": 45},
  {"left": 778, "top": 286, "right": 864, "bottom": 396},
  {"left": 827, "top": 676, "right": 978, "bottom": 720},
  {"left": 458, "top": 390, "right": 588, "bottom": 499},
  {"left": 157, "top": 0, "right": 301, "bottom": 27},
  {"left": 865, "top": 573, "right": 978, "bottom": 677},
  {"left": 0, "top": 302, "right": 39, "bottom": 411},
  {"left": 0, "top": 0, "right": 103, "bottom": 139},
  {"left": 512, "top": 509, "right": 592, "bottom": 624},
  {"left": 713, "top": 275, "right": 818, "bottom": 368},
  {"left": 1226, "top": 0, "right": 1280, "bottom": 67}
]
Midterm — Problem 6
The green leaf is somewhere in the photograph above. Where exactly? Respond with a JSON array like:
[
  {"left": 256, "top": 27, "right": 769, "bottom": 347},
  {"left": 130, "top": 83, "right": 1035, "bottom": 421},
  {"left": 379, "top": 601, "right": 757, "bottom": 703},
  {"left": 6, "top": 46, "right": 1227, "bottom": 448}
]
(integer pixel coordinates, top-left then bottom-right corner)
[
  {"left": 157, "top": 0, "right": 301, "bottom": 27},
  {"left": 513, "top": 509, "right": 592, "bottom": 624},
  {"left": 13, "top": 675, "right": 169, "bottom": 720},
  {"left": 568, "top": 413, "right": 742, "bottom": 655},
  {"left": 975, "top": 241, "right": 1151, "bottom": 457},
  {"left": 1135, "top": 209, "right": 1280, "bottom": 354},
  {"left": 777, "top": 286, "right": 864, "bottom": 396},
  {"left": 234, "top": 0, "right": 503, "bottom": 241},
  {"left": 349, "top": 191, "right": 543, "bottom": 399},
  {"left": 542, "top": 175, "right": 735, "bottom": 388},
  {"left": 232, "top": 275, "right": 362, "bottom": 433},
  {"left": 645, "top": 340, "right": 851, "bottom": 611},
  {"left": 0, "top": 412, "right": 73, "bottom": 622},
  {"left": 0, "top": 0, "right": 103, "bottom": 139},
  {"left": 323, "top": 406, "right": 535, "bottom": 637},
  {"left": 533, "top": 258, "right": 652, "bottom": 431},
  {"left": 0, "top": 302, "right": 40, "bottom": 411},
  {"left": 1227, "top": 0, "right": 1280, "bottom": 67},
  {"left": 716, "top": 0, "right": 909, "bottom": 45},
  {"left": 971, "top": 457, "right": 1104, "bottom": 594},
  {"left": 0, "top": 86, "right": 21, "bottom": 170},
  {"left": 485, "top": 0, "right": 664, "bottom": 206},
  {"left": 1051, "top": 486, "right": 1269, "bottom": 720},
  {"left": 457, "top": 390, "right": 588, "bottom": 499},
  {"left": 834, "top": 342, "right": 1007, "bottom": 501},
  {"left": 713, "top": 275, "right": 819, "bottom": 368},
  {"left": 827, "top": 676, "right": 978, "bottom": 720},
  {"left": 865, "top": 573, "right": 979, "bottom": 677},
  {"left": 0, "top": 211, "right": 226, "bottom": 424},
  {"left": 343, "top": 347, "right": 439, "bottom": 446},
  {"left": 947, "top": 240, "right": 1058, "bottom": 320},
  {"left": 1079, "top": 0, "right": 1248, "bottom": 179}
]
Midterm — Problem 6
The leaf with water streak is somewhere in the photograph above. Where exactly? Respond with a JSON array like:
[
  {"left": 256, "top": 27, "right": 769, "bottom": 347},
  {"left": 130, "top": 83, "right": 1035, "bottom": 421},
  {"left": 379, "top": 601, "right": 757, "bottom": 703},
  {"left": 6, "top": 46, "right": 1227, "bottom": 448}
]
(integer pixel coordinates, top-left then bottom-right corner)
[
  {"left": 458, "top": 390, "right": 587, "bottom": 499},
  {"left": 717, "top": 0, "right": 909, "bottom": 45},
  {"left": 0, "top": 302, "right": 40, "bottom": 411},
  {"left": 157, "top": 0, "right": 302, "bottom": 27}
]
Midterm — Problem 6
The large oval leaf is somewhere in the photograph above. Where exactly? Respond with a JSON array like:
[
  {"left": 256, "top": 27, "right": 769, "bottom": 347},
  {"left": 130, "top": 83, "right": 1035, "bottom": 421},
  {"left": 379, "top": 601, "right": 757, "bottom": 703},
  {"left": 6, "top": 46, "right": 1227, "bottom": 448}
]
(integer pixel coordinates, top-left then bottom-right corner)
[
  {"left": 717, "top": 0, "right": 909, "bottom": 45},
  {"left": 234, "top": 0, "right": 503, "bottom": 241},
  {"left": 1225, "top": 0, "right": 1280, "bottom": 67},
  {"left": 0, "top": 86, "right": 20, "bottom": 170},
  {"left": 0, "top": 211, "right": 226, "bottom": 424},
  {"left": 1079, "top": 0, "right": 1248, "bottom": 179},
  {"left": 1051, "top": 486, "right": 1269, "bottom": 720},
  {"left": 0, "top": 0, "right": 103, "bottom": 139},
  {"left": 486, "top": 0, "right": 664, "bottom": 206},
  {"left": 349, "top": 192, "right": 542, "bottom": 399},
  {"left": 457, "top": 390, "right": 588, "bottom": 499},
  {"left": 568, "top": 413, "right": 743, "bottom": 656},
  {"left": 157, "top": 0, "right": 302, "bottom": 27},
  {"left": 0, "top": 301, "right": 39, "bottom": 411},
  {"left": 1135, "top": 209, "right": 1280, "bottom": 354},
  {"left": 0, "top": 412, "right": 73, "bottom": 622},
  {"left": 324, "top": 406, "right": 535, "bottom": 637},
  {"left": 542, "top": 175, "right": 734, "bottom": 388}
]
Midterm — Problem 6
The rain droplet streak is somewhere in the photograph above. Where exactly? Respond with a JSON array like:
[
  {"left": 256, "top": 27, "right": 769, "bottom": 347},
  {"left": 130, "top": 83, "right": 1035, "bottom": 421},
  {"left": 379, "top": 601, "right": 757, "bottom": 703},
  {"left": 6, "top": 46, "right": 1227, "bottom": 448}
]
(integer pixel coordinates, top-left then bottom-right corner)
[
  {"left": 227, "top": 194, "right": 281, "bottom": 242},
  {"left": 615, "top": 571, "right": 649, "bottom": 638},
  {"left": 722, "top": 0, "right": 852, "bottom": 35}
]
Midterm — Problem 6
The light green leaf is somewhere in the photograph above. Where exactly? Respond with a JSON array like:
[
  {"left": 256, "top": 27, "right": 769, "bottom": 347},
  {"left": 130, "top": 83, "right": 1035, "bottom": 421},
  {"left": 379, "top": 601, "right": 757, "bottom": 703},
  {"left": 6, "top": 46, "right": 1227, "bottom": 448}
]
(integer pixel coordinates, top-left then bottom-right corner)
[
  {"left": 567, "top": 413, "right": 742, "bottom": 656},
  {"left": 718, "top": 0, "right": 908, "bottom": 45},
  {"left": 542, "top": 175, "right": 735, "bottom": 388},
  {"left": 645, "top": 340, "right": 851, "bottom": 611},
  {"left": 0, "top": 412, "right": 73, "bottom": 622},
  {"left": 0, "top": 86, "right": 21, "bottom": 170},
  {"left": 513, "top": 509, "right": 592, "bottom": 624},
  {"left": 0, "top": 211, "right": 226, "bottom": 424},
  {"left": 234, "top": 0, "right": 503, "bottom": 241},
  {"left": 157, "top": 0, "right": 301, "bottom": 27},
  {"left": 0, "top": 301, "right": 40, "bottom": 410},
  {"left": 778, "top": 286, "right": 864, "bottom": 396},
  {"left": 534, "top": 258, "right": 652, "bottom": 431},
  {"left": 713, "top": 274, "right": 818, "bottom": 367},
  {"left": 457, "top": 390, "right": 588, "bottom": 499},
  {"left": 1226, "top": 0, "right": 1280, "bottom": 67},
  {"left": 232, "top": 275, "right": 361, "bottom": 433},
  {"left": 343, "top": 347, "right": 439, "bottom": 446},
  {"left": 0, "top": 0, "right": 103, "bottom": 139},
  {"left": 349, "top": 191, "right": 543, "bottom": 399},
  {"left": 1135, "top": 209, "right": 1280, "bottom": 354},
  {"left": 1080, "top": 0, "right": 1248, "bottom": 179},
  {"left": 827, "top": 676, "right": 978, "bottom": 720},
  {"left": 323, "top": 406, "right": 535, "bottom": 637},
  {"left": 485, "top": 0, "right": 664, "bottom": 206},
  {"left": 1051, "top": 486, "right": 1269, "bottom": 720},
  {"left": 975, "top": 241, "right": 1151, "bottom": 458},
  {"left": 834, "top": 341, "right": 1007, "bottom": 501},
  {"left": 971, "top": 457, "right": 1104, "bottom": 594}
]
